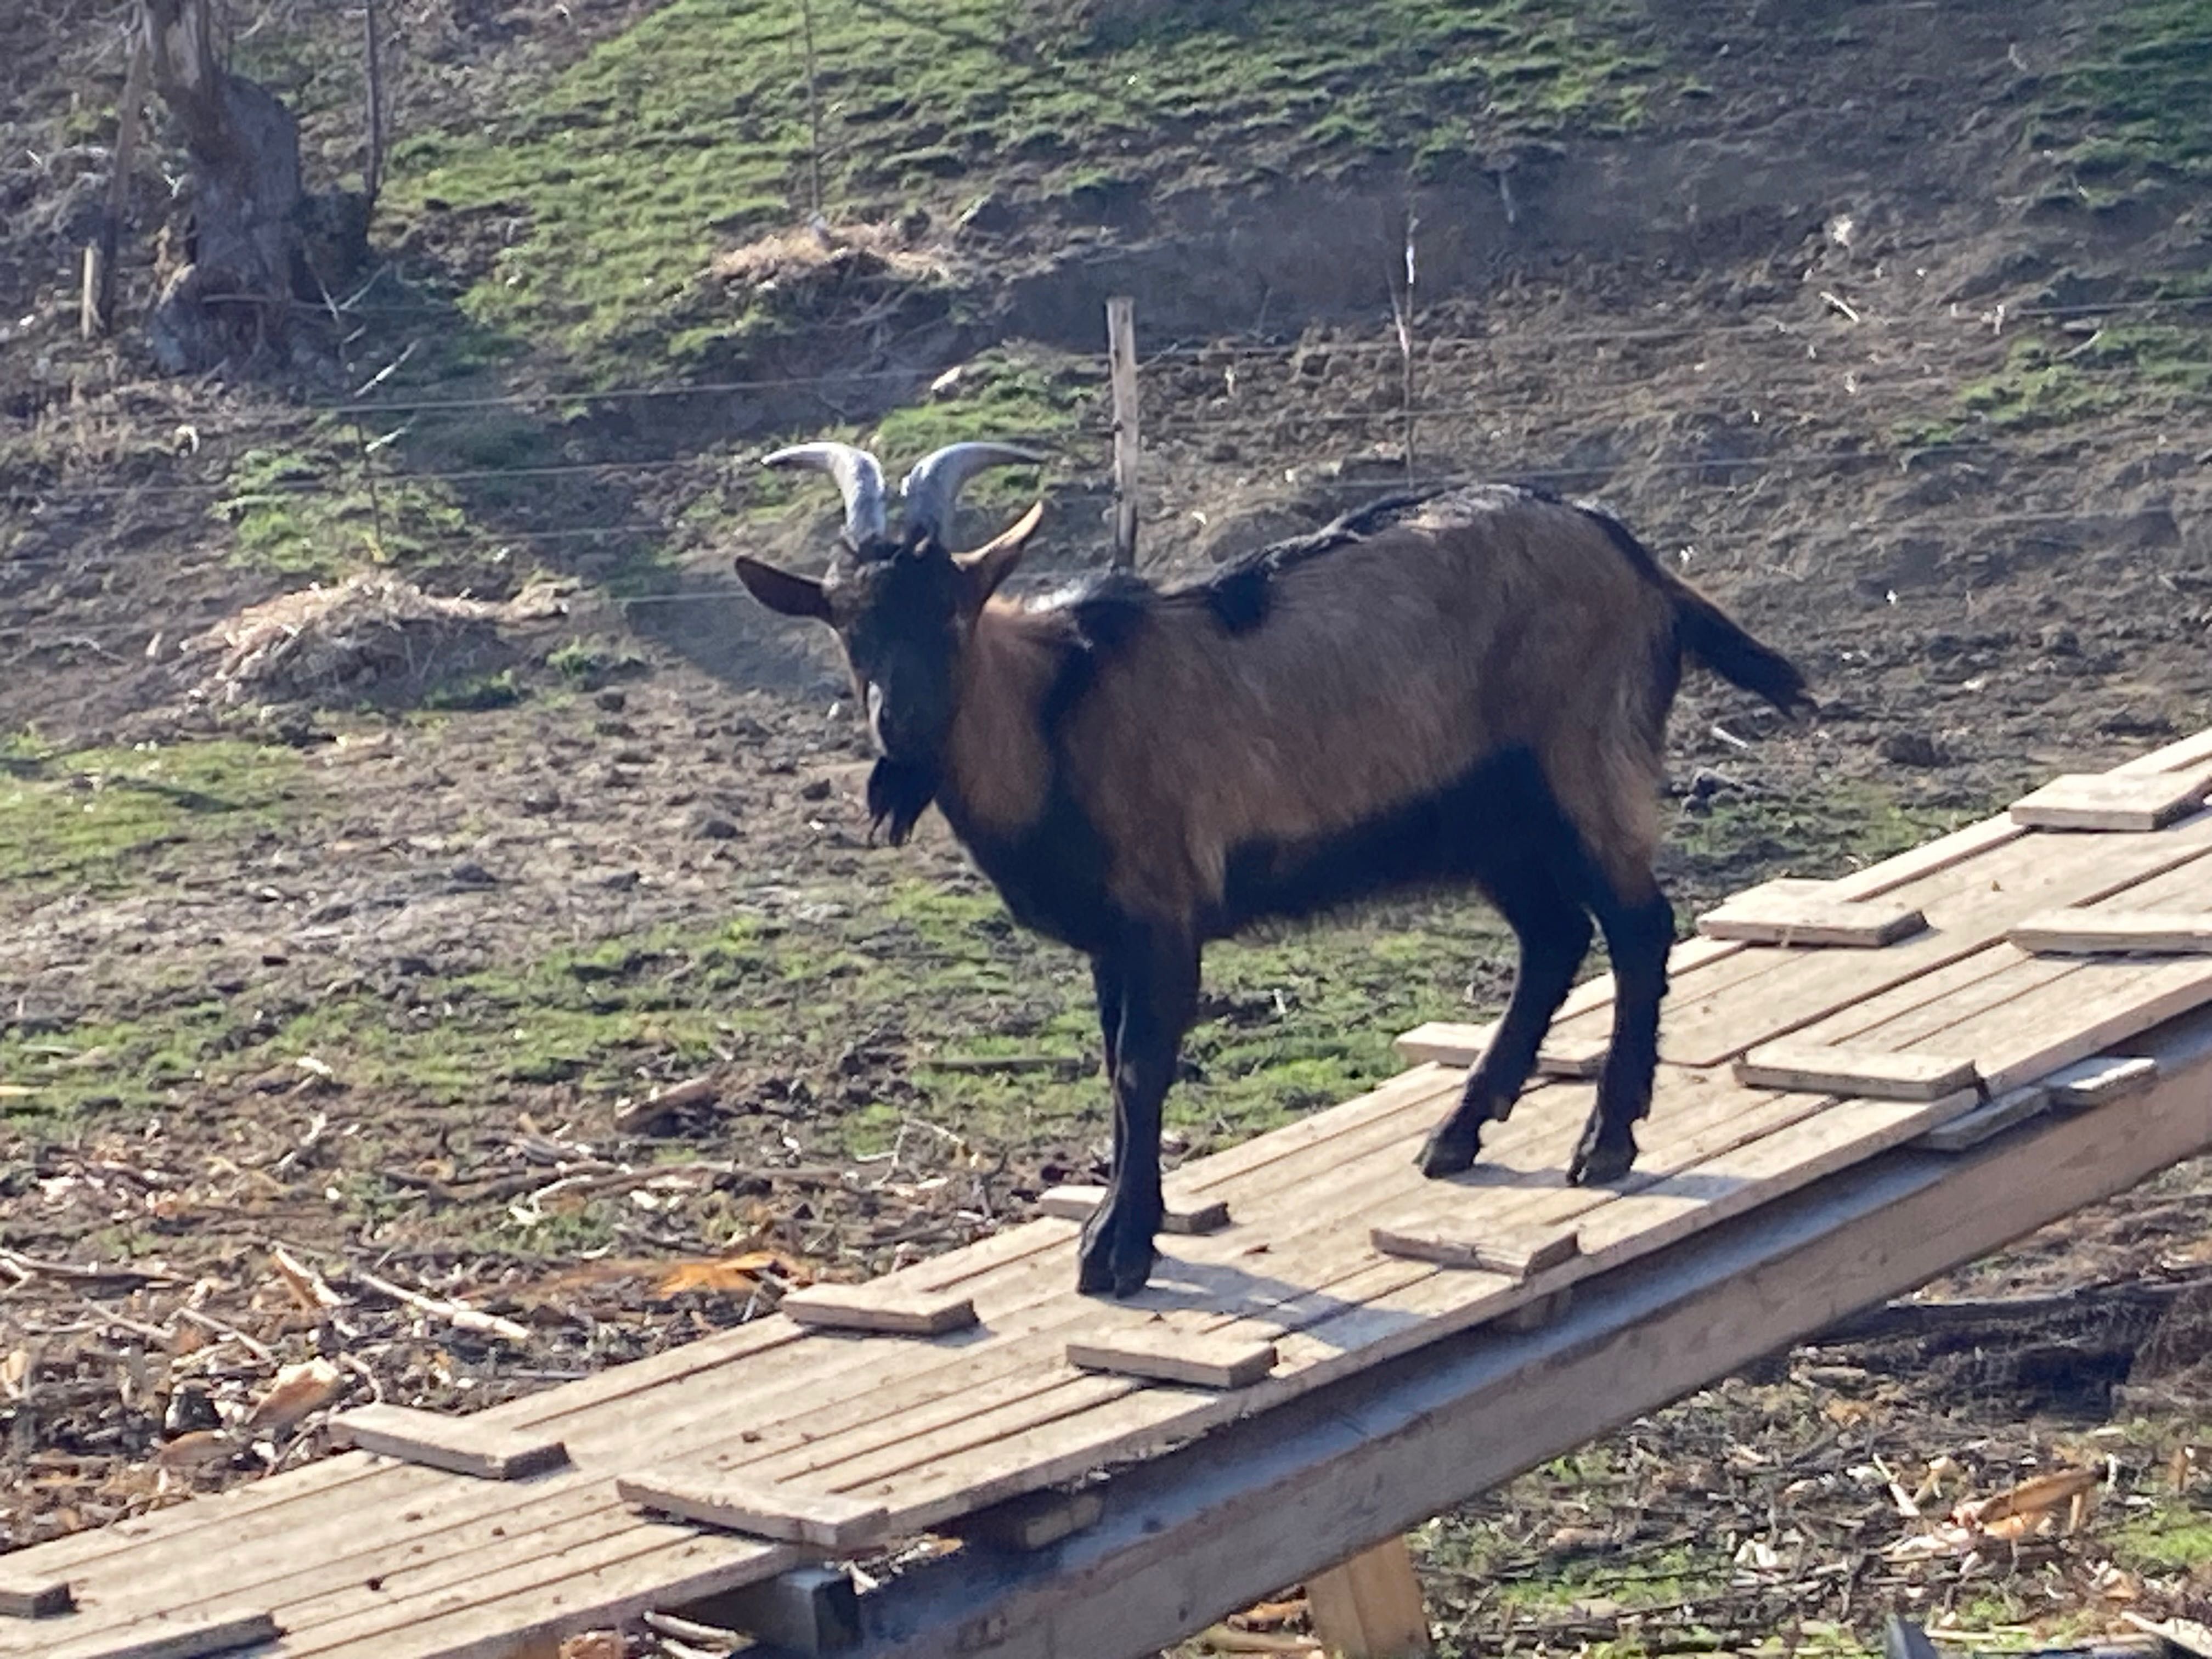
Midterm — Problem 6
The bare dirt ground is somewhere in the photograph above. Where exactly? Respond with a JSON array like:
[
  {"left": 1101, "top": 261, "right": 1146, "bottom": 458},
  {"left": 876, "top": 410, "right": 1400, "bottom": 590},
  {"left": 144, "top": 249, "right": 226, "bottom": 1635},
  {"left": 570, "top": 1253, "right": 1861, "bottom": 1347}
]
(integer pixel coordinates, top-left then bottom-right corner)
[{"left": 3, "top": 0, "right": 2211, "bottom": 1652}]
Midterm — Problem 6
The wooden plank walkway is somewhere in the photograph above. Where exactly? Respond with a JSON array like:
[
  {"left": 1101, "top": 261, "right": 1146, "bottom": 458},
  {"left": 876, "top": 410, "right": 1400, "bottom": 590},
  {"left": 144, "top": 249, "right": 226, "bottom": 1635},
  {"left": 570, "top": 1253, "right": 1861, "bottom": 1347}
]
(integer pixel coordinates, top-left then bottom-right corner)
[{"left": 8, "top": 728, "right": 2212, "bottom": 1659}]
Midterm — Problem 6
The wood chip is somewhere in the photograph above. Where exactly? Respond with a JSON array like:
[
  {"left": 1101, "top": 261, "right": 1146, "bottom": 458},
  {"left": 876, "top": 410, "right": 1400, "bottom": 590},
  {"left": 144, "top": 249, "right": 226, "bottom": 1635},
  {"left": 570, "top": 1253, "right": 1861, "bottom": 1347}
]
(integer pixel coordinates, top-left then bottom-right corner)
[
  {"left": 2010, "top": 909, "right": 2212, "bottom": 955},
  {"left": 1037, "top": 1185, "right": 1231, "bottom": 1235},
  {"left": 1066, "top": 1326, "right": 1277, "bottom": 1390},
  {"left": 780, "top": 1284, "right": 978, "bottom": 1336},
  {"left": 1733, "top": 1043, "right": 1980, "bottom": 1101},
  {"left": 1369, "top": 1223, "right": 1582, "bottom": 1278},
  {"left": 616, "top": 1469, "right": 889, "bottom": 1549},
  {"left": 328, "top": 1402, "right": 569, "bottom": 1480},
  {"left": 2009, "top": 771, "right": 2212, "bottom": 832}
]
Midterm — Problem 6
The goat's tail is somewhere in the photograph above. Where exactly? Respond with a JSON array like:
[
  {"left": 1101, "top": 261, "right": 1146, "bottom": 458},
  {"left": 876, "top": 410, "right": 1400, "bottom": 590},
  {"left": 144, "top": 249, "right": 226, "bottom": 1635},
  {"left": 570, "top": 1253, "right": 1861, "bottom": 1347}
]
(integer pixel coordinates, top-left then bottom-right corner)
[
  {"left": 1571, "top": 499, "right": 1816, "bottom": 720},
  {"left": 1664, "top": 574, "right": 1817, "bottom": 720}
]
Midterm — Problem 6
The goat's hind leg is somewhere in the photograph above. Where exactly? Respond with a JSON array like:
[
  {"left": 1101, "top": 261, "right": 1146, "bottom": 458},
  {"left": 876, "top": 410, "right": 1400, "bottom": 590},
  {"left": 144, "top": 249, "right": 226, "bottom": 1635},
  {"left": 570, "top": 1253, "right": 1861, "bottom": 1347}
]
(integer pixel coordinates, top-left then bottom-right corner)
[
  {"left": 1419, "top": 857, "right": 1594, "bottom": 1177},
  {"left": 1567, "top": 876, "right": 1674, "bottom": 1187}
]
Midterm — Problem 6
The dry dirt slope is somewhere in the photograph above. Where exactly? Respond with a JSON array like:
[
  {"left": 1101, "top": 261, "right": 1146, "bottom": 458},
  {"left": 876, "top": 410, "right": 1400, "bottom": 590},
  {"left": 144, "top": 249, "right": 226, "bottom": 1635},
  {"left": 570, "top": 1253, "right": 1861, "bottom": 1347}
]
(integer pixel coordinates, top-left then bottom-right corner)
[{"left": 2, "top": 0, "right": 2211, "bottom": 1652}]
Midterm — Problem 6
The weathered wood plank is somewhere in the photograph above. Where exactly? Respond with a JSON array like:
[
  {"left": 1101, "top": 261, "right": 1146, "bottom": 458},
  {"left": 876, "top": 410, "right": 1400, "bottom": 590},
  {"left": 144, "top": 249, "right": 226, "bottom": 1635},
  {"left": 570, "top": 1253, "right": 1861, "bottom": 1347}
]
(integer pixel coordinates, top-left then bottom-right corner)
[
  {"left": 0, "top": 1575, "right": 72, "bottom": 1618},
  {"left": 1066, "top": 1327, "right": 1278, "bottom": 1391},
  {"left": 2010, "top": 910, "right": 2212, "bottom": 955},
  {"left": 2010, "top": 772, "right": 2212, "bottom": 831},
  {"left": 615, "top": 1471, "right": 889, "bottom": 1550},
  {"left": 780, "top": 1284, "right": 979, "bottom": 1336},
  {"left": 1733, "top": 1043, "right": 1980, "bottom": 1101},
  {"left": 951, "top": 1487, "right": 1106, "bottom": 1553},
  {"left": 1916, "top": 1085, "right": 2051, "bottom": 1152},
  {"left": 1037, "top": 1186, "right": 1231, "bottom": 1235},
  {"left": 2047, "top": 1053, "right": 2158, "bottom": 1105},
  {"left": 1696, "top": 888, "right": 1927, "bottom": 947},
  {"left": 1368, "top": 1224, "right": 1581, "bottom": 1278},
  {"left": 47, "top": 1610, "right": 279, "bottom": 1659},
  {"left": 327, "top": 1403, "right": 569, "bottom": 1481}
]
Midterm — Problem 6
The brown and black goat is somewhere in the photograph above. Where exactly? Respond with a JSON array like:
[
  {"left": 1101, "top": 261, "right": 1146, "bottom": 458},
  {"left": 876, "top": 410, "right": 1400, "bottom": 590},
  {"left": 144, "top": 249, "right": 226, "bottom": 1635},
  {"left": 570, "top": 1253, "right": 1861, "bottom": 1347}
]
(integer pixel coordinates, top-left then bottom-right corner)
[{"left": 732, "top": 438, "right": 1815, "bottom": 1297}]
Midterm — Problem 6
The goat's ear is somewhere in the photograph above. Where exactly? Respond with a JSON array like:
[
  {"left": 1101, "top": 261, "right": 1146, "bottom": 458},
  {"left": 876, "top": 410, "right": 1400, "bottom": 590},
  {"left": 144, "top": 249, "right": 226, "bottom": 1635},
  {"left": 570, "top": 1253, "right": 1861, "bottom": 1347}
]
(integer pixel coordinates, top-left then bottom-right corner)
[
  {"left": 955, "top": 500, "right": 1045, "bottom": 602},
  {"left": 733, "top": 555, "right": 832, "bottom": 622}
]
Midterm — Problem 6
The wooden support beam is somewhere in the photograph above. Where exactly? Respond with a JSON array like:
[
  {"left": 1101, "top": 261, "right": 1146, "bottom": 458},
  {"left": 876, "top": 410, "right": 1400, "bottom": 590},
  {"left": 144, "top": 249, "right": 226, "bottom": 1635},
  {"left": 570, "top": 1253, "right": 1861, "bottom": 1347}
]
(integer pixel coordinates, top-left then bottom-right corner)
[
  {"left": 326, "top": 1402, "right": 569, "bottom": 1480},
  {"left": 46, "top": 1609, "right": 279, "bottom": 1659},
  {"left": 1067, "top": 1327, "right": 1277, "bottom": 1390},
  {"left": 2010, "top": 910, "right": 2212, "bottom": 956},
  {"left": 2009, "top": 771, "right": 2212, "bottom": 832},
  {"left": 1733, "top": 1043, "right": 1980, "bottom": 1101},
  {"left": 675, "top": 1565, "right": 861, "bottom": 1656},
  {"left": 1038, "top": 1184, "right": 1231, "bottom": 1235},
  {"left": 1306, "top": 1536, "right": 1433, "bottom": 1659},
  {"left": 832, "top": 1007, "right": 2212, "bottom": 1659},
  {"left": 781, "top": 1283, "right": 979, "bottom": 1336},
  {"left": 616, "top": 1471, "right": 889, "bottom": 1551}
]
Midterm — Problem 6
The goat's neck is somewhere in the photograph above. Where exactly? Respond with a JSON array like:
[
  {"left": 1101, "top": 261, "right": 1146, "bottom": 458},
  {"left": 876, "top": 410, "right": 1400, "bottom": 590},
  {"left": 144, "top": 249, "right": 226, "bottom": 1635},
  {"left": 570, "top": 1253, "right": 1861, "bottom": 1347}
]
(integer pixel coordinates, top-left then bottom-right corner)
[{"left": 939, "top": 599, "right": 1061, "bottom": 838}]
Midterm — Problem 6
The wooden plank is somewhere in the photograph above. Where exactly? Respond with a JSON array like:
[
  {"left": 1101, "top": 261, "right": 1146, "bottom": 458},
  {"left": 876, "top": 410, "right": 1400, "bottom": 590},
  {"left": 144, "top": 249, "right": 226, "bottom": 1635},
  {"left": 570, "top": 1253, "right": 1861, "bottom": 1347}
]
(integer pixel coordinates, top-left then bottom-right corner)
[
  {"left": 1066, "top": 1327, "right": 1277, "bottom": 1391},
  {"left": 952, "top": 1487, "right": 1106, "bottom": 1553},
  {"left": 1305, "top": 1536, "right": 1432, "bottom": 1659},
  {"left": 1037, "top": 1186, "right": 1231, "bottom": 1235},
  {"left": 2047, "top": 1053, "right": 2158, "bottom": 1105},
  {"left": 1916, "top": 1085, "right": 2052, "bottom": 1153},
  {"left": 2009, "top": 772, "right": 2211, "bottom": 831},
  {"left": 1368, "top": 1224, "right": 1580, "bottom": 1278},
  {"left": 1926, "top": 953, "right": 2212, "bottom": 1097},
  {"left": 615, "top": 1471, "right": 889, "bottom": 1551},
  {"left": 1733, "top": 1043, "right": 1979, "bottom": 1101},
  {"left": 2010, "top": 909, "right": 2212, "bottom": 955},
  {"left": 47, "top": 1610, "right": 279, "bottom": 1659},
  {"left": 1695, "top": 889, "right": 1926, "bottom": 947},
  {"left": 0, "top": 1575, "right": 71, "bottom": 1618},
  {"left": 824, "top": 1012, "right": 2212, "bottom": 1659},
  {"left": 1534, "top": 1032, "right": 1607, "bottom": 1079},
  {"left": 326, "top": 1403, "right": 569, "bottom": 1481},
  {"left": 781, "top": 1284, "right": 979, "bottom": 1336},
  {"left": 1561, "top": 820, "right": 2212, "bottom": 1066}
]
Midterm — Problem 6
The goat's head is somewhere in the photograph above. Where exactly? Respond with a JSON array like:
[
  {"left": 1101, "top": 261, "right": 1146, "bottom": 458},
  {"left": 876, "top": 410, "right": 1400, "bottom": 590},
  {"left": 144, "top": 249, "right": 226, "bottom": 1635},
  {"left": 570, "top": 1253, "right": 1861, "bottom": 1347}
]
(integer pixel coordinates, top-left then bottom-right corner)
[{"left": 733, "top": 438, "right": 1046, "bottom": 844}]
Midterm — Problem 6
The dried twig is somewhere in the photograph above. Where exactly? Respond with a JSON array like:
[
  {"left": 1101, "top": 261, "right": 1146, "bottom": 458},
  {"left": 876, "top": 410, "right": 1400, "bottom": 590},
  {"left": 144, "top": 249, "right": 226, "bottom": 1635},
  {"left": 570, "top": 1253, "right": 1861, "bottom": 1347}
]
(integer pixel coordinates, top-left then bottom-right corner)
[{"left": 352, "top": 1269, "right": 530, "bottom": 1344}]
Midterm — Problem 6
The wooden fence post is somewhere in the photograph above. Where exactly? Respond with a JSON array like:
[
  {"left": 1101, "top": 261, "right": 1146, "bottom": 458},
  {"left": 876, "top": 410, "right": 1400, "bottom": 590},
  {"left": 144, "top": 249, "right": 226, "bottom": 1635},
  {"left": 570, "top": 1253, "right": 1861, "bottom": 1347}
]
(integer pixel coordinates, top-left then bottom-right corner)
[
  {"left": 82, "top": 30, "right": 151, "bottom": 338},
  {"left": 1106, "top": 295, "right": 1139, "bottom": 568},
  {"left": 1306, "top": 1534, "right": 1434, "bottom": 1659}
]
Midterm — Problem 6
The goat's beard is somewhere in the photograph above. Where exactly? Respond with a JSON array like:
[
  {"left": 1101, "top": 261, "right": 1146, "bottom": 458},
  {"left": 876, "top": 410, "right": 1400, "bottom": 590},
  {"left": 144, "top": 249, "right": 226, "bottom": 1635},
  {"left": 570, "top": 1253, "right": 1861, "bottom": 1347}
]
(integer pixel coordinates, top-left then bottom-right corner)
[{"left": 866, "top": 756, "right": 940, "bottom": 847}]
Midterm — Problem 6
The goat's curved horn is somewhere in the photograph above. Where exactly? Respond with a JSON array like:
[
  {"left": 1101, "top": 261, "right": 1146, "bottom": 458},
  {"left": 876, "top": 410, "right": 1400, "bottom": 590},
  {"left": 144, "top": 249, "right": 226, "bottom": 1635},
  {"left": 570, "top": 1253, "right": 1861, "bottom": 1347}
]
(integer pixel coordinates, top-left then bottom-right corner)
[
  {"left": 761, "top": 442, "right": 889, "bottom": 551},
  {"left": 899, "top": 442, "right": 1045, "bottom": 547}
]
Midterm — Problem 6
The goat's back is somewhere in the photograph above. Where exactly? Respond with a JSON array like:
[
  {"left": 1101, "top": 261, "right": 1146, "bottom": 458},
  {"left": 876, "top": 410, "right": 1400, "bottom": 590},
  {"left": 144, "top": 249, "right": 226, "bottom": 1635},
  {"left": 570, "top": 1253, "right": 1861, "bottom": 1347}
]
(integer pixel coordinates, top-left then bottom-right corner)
[{"left": 1063, "top": 486, "right": 1683, "bottom": 919}]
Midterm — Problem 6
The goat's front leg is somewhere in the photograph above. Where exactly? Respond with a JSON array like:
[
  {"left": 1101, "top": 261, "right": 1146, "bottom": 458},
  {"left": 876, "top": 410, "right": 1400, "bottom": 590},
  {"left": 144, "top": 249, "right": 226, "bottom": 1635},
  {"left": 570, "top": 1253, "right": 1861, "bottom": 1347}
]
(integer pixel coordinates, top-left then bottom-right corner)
[{"left": 1077, "top": 924, "right": 1198, "bottom": 1299}]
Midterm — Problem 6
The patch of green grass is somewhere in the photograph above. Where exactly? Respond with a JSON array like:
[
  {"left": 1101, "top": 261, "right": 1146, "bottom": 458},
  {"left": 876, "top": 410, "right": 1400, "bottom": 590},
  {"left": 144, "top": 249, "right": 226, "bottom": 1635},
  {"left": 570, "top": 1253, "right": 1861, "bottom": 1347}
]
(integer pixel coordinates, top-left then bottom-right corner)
[
  {"left": 421, "top": 669, "right": 527, "bottom": 712},
  {"left": 384, "top": 0, "right": 1658, "bottom": 374},
  {"left": 2111, "top": 1504, "right": 2212, "bottom": 1571},
  {"left": 212, "top": 420, "right": 476, "bottom": 577},
  {"left": 1666, "top": 782, "right": 1977, "bottom": 894},
  {"left": 0, "top": 736, "right": 308, "bottom": 896},
  {"left": 1917, "top": 321, "right": 2212, "bottom": 439},
  {"left": 2039, "top": 0, "right": 2212, "bottom": 191}
]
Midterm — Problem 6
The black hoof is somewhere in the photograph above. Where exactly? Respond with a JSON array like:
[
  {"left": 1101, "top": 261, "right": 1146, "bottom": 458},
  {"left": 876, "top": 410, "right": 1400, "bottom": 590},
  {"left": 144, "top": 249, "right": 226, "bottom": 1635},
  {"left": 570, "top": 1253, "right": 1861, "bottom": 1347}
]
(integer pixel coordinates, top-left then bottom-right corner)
[
  {"left": 1417, "top": 1128, "right": 1481, "bottom": 1178},
  {"left": 1567, "top": 1130, "right": 1638, "bottom": 1187},
  {"left": 1077, "top": 1200, "right": 1160, "bottom": 1298}
]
